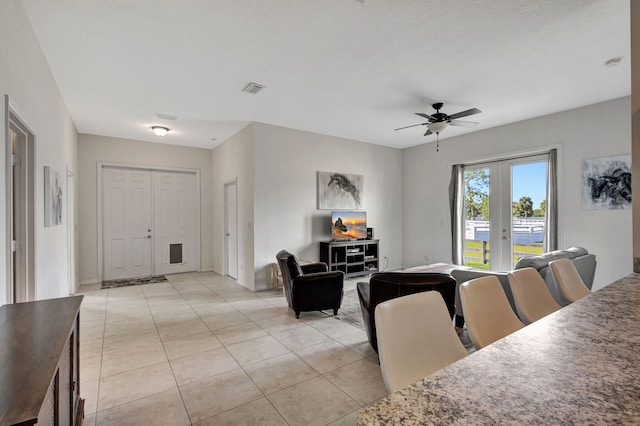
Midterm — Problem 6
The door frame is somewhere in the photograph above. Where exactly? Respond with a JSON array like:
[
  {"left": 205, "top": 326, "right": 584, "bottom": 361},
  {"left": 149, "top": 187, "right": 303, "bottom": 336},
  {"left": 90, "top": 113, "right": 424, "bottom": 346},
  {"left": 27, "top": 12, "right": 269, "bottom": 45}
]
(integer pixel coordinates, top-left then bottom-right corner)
[
  {"left": 66, "top": 167, "right": 76, "bottom": 294},
  {"left": 97, "top": 162, "right": 201, "bottom": 283},
  {"left": 4, "top": 95, "right": 37, "bottom": 303},
  {"left": 223, "top": 178, "right": 238, "bottom": 278}
]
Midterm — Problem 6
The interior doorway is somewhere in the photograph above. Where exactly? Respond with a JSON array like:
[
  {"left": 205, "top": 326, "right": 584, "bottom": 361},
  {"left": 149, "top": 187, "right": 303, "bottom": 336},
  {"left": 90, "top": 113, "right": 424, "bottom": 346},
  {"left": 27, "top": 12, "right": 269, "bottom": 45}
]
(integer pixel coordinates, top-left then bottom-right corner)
[
  {"left": 7, "top": 103, "right": 36, "bottom": 303},
  {"left": 224, "top": 180, "right": 238, "bottom": 279}
]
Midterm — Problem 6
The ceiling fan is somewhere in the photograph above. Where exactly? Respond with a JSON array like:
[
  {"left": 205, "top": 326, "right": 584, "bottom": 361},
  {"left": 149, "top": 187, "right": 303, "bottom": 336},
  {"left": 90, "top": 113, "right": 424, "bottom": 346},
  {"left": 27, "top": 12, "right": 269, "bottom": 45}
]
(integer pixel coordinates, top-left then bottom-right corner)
[{"left": 395, "top": 102, "right": 481, "bottom": 151}]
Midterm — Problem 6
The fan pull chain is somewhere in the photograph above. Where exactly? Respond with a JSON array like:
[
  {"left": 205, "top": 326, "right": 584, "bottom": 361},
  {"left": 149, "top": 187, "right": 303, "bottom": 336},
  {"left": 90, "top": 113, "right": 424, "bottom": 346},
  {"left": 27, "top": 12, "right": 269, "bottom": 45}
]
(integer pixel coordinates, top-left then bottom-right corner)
[{"left": 436, "top": 133, "right": 439, "bottom": 152}]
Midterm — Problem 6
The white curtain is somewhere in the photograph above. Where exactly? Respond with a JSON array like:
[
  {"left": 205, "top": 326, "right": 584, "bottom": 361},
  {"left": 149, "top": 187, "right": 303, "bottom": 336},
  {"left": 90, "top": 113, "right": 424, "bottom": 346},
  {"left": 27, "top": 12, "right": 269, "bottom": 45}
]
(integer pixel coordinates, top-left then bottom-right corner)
[
  {"left": 545, "top": 149, "right": 558, "bottom": 252},
  {"left": 449, "top": 164, "right": 465, "bottom": 265}
]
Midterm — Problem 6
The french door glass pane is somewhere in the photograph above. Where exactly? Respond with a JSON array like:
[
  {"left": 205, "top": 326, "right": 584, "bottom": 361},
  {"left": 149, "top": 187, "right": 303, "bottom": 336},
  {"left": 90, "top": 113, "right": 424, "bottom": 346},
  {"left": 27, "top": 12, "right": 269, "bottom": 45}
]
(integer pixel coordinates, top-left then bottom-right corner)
[
  {"left": 511, "top": 161, "right": 547, "bottom": 266},
  {"left": 463, "top": 168, "right": 490, "bottom": 269}
]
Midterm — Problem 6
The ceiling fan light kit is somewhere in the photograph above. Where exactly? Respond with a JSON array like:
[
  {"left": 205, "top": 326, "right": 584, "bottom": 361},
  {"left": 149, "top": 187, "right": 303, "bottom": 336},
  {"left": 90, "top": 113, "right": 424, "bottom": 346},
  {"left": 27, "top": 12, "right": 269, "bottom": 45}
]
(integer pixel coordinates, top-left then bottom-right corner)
[
  {"left": 394, "top": 102, "right": 481, "bottom": 152},
  {"left": 427, "top": 121, "right": 449, "bottom": 134}
]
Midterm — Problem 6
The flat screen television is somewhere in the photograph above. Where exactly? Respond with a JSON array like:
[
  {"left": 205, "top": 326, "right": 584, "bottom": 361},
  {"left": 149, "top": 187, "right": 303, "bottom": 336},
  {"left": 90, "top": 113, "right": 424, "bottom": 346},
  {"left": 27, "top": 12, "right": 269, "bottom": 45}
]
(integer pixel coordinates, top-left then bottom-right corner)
[{"left": 331, "top": 211, "right": 367, "bottom": 240}]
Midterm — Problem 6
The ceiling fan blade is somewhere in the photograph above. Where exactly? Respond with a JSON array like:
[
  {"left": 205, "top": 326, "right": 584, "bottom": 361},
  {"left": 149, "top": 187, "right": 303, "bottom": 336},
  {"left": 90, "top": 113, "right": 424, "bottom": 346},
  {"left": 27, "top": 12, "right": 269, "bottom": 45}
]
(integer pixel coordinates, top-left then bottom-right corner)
[
  {"left": 450, "top": 120, "right": 479, "bottom": 128},
  {"left": 448, "top": 108, "right": 481, "bottom": 120},
  {"left": 394, "top": 122, "right": 427, "bottom": 131},
  {"left": 424, "top": 129, "right": 433, "bottom": 136},
  {"left": 415, "top": 112, "right": 435, "bottom": 120}
]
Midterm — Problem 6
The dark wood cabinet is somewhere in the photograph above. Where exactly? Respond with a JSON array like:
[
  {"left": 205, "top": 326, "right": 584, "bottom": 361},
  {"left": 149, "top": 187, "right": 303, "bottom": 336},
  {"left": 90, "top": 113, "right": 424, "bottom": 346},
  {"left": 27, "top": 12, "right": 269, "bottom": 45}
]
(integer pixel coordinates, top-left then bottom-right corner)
[
  {"left": 320, "top": 239, "right": 379, "bottom": 278},
  {"left": 0, "top": 295, "right": 84, "bottom": 426}
]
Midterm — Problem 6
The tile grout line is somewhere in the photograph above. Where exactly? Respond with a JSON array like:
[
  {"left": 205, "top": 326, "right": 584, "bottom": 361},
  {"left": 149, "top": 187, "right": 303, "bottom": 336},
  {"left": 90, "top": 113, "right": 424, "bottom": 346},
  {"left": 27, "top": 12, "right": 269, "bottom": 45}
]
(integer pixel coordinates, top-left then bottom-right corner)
[
  {"left": 93, "top": 285, "right": 172, "bottom": 420},
  {"left": 165, "top": 276, "right": 200, "bottom": 426}
]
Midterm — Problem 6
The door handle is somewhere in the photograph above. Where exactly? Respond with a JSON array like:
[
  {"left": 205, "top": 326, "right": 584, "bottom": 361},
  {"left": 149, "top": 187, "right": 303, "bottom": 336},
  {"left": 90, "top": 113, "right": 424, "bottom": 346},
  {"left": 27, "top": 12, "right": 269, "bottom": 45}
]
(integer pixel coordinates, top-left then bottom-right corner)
[{"left": 147, "top": 235, "right": 152, "bottom": 239}]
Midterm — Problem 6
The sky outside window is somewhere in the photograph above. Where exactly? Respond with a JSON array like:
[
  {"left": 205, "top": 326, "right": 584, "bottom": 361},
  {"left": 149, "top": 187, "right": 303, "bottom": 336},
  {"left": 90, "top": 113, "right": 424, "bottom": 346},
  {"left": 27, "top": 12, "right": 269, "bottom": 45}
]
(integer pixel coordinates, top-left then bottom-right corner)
[{"left": 512, "top": 162, "right": 547, "bottom": 209}]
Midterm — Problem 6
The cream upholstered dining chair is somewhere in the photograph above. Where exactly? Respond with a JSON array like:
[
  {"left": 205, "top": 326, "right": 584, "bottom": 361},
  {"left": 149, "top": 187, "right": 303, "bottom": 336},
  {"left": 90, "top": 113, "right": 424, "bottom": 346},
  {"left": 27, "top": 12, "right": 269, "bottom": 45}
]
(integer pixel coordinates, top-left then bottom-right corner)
[
  {"left": 460, "top": 276, "right": 525, "bottom": 349},
  {"left": 375, "top": 291, "right": 468, "bottom": 394},
  {"left": 549, "top": 258, "right": 591, "bottom": 304},
  {"left": 507, "top": 268, "right": 561, "bottom": 325}
]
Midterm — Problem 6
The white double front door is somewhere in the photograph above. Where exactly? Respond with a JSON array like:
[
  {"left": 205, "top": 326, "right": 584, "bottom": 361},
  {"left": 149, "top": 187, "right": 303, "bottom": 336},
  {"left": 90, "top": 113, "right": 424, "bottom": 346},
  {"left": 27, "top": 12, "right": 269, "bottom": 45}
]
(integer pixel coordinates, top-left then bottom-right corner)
[{"left": 102, "top": 167, "right": 198, "bottom": 280}]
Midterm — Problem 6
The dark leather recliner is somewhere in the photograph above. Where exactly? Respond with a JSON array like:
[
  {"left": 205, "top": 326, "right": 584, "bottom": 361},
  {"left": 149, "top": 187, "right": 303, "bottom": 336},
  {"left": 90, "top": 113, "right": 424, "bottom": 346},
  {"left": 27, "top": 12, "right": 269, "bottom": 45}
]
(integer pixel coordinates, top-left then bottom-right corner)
[
  {"left": 276, "top": 250, "right": 344, "bottom": 318},
  {"left": 357, "top": 272, "right": 456, "bottom": 353}
]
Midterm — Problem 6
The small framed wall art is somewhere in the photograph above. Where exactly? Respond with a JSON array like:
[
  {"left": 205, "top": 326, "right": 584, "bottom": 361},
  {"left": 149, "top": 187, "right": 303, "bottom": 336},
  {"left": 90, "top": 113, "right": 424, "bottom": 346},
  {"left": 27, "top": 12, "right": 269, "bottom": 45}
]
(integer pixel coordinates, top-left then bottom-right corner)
[{"left": 44, "top": 165, "right": 63, "bottom": 226}]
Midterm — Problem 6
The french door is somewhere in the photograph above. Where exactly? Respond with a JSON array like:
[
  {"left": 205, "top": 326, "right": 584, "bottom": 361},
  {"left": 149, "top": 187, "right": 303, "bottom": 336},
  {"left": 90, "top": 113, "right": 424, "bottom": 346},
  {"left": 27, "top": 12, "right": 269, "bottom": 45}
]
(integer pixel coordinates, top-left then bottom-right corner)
[{"left": 462, "top": 154, "right": 549, "bottom": 271}]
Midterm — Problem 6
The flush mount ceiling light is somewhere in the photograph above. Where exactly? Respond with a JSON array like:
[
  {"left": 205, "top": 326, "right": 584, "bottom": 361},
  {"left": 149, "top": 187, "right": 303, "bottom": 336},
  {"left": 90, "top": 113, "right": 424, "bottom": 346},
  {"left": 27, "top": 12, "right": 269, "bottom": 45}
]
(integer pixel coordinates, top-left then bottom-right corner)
[{"left": 151, "top": 126, "right": 170, "bottom": 136}]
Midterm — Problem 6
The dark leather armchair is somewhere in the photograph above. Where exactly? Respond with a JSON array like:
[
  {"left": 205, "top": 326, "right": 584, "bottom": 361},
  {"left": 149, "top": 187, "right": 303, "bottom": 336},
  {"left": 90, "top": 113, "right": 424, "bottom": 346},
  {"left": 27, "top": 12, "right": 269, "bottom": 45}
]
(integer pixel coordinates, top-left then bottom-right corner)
[
  {"left": 276, "top": 250, "right": 344, "bottom": 318},
  {"left": 357, "top": 272, "right": 456, "bottom": 352}
]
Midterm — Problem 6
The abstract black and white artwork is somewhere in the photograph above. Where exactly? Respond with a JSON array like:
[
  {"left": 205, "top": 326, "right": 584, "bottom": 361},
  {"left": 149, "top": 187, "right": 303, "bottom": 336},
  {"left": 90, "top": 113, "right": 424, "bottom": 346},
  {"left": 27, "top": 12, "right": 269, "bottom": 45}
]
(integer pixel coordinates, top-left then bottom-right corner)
[
  {"left": 318, "top": 171, "right": 364, "bottom": 209},
  {"left": 44, "top": 166, "right": 63, "bottom": 226},
  {"left": 582, "top": 155, "right": 631, "bottom": 210}
]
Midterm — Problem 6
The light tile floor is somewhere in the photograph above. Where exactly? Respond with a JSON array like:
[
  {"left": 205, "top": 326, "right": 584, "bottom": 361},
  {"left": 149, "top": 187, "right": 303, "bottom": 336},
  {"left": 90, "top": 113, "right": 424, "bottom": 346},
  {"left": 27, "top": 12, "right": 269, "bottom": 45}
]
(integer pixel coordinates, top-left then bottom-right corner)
[{"left": 79, "top": 272, "right": 385, "bottom": 425}]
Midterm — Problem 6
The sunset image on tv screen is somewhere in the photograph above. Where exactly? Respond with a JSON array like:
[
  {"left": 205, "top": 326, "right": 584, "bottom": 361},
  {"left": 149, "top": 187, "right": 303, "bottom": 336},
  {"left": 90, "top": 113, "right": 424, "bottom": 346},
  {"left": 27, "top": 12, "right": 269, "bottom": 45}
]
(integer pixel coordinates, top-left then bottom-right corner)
[{"left": 332, "top": 211, "right": 366, "bottom": 240}]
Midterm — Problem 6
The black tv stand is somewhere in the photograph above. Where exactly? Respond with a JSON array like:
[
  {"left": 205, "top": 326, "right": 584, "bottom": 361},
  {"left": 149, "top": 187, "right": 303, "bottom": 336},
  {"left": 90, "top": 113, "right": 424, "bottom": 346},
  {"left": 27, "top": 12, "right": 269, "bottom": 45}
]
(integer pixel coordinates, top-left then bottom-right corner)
[{"left": 320, "top": 239, "right": 379, "bottom": 278}]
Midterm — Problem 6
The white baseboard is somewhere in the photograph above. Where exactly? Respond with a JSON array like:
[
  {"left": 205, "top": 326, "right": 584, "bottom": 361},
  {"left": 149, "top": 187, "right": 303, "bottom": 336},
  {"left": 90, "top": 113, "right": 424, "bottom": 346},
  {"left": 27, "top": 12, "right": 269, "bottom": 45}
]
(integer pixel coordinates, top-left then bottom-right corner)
[
  {"left": 253, "top": 283, "right": 271, "bottom": 292},
  {"left": 80, "top": 278, "right": 100, "bottom": 285}
]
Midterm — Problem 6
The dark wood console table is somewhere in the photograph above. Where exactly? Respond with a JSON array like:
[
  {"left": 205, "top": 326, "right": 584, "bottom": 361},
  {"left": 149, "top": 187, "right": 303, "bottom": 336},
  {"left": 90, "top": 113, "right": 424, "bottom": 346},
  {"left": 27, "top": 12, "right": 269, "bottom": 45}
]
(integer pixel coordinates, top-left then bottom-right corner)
[
  {"left": 0, "top": 295, "right": 84, "bottom": 426},
  {"left": 320, "top": 239, "right": 379, "bottom": 278}
]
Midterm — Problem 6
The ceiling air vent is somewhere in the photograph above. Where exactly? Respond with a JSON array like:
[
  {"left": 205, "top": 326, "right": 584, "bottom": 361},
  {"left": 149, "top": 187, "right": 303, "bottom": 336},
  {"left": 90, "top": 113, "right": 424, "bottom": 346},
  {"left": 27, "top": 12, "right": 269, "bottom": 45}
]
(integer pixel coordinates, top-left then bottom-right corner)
[
  {"left": 155, "top": 113, "right": 178, "bottom": 120},
  {"left": 242, "top": 82, "right": 266, "bottom": 94}
]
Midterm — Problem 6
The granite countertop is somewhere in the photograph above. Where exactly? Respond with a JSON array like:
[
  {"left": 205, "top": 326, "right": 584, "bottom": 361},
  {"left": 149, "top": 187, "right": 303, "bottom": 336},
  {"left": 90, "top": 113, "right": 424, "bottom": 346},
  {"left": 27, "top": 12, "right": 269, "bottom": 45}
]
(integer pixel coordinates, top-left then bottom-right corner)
[{"left": 359, "top": 274, "right": 640, "bottom": 425}]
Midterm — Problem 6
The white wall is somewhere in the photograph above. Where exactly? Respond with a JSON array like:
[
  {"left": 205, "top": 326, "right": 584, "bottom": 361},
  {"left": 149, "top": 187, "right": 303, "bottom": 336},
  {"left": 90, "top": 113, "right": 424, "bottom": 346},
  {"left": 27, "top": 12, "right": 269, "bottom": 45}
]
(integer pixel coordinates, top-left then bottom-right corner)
[
  {"left": 0, "top": 0, "right": 78, "bottom": 303},
  {"left": 211, "top": 124, "right": 255, "bottom": 289},
  {"left": 77, "top": 134, "right": 214, "bottom": 284},
  {"left": 632, "top": 1, "right": 640, "bottom": 270},
  {"left": 403, "top": 97, "right": 632, "bottom": 290},
  {"left": 252, "top": 123, "right": 403, "bottom": 291}
]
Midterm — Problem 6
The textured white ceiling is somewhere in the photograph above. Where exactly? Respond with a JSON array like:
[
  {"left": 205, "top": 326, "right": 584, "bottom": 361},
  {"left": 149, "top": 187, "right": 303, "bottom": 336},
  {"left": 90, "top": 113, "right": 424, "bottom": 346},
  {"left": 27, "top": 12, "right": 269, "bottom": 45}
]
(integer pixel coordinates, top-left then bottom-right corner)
[{"left": 21, "top": 0, "right": 630, "bottom": 149}]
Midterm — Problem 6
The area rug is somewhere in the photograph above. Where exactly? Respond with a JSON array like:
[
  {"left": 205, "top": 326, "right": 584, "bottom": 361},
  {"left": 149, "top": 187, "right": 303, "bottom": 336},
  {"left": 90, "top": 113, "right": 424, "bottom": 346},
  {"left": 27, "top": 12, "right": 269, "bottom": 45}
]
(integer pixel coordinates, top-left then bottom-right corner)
[
  {"left": 100, "top": 275, "right": 168, "bottom": 290},
  {"left": 327, "top": 288, "right": 475, "bottom": 352},
  {"left": 334, "top": 289, "right": 365, "bottom": 329}
]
